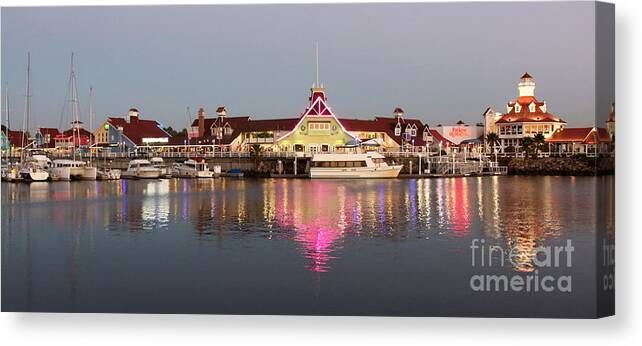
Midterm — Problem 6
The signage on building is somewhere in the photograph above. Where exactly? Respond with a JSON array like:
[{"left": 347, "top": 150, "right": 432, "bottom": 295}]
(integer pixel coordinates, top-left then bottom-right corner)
[{"left": 449, "top": 127, "right": 470, "bottom": 137}]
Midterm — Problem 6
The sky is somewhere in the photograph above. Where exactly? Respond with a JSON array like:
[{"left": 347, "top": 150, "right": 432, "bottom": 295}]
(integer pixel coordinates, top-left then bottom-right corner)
[{"left": 1, "top": 2, "right": 610, "bottom": 132}]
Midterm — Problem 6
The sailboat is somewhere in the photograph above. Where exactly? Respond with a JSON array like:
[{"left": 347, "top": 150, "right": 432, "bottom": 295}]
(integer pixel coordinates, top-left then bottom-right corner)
[
  {"left": 18, "top": 53, "right": 49, "bottom": 182},
  {"left": 1, "top": 85, "right": 19, "bottom": 181},
  {"left": 53, "top": 52, "right": 96, "bottom": 180}
]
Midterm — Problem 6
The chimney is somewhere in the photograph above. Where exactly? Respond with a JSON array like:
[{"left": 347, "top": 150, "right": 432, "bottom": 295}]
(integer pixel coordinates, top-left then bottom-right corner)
[
  {"left": 216, "top": 106, "right": 227, "bottom": 118},
  {"left": 198, "top": 107, "right": 206, "bottom": 138},
  {"left": 128, "top": 108, "right": 140, "bottom": 124},
  {"left": 393, "top": 107, "right": 405, "bottom": 120}
]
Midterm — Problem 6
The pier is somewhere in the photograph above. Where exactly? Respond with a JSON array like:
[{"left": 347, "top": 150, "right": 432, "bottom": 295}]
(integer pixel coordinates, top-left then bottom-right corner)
[{"left": 3, "top": 150, "right": 509, "bottom": 178}]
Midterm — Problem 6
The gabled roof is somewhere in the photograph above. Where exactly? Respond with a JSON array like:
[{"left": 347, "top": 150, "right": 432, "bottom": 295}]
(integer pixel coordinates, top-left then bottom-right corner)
[
  {"left": 546, "top": 127, "right": 611, "bottom": 144},
  {"left": 243, "top": 118, "right": 299, "bottom": 133},
  {"left": 429, "top": 129, "right": 456, "bottom": 147},
  {"left": 2, "top": 126, "right": 27, "bottom": 147},
  {"left": 496, "top": 95, "right": 565, "bottom": 124},
  {"left": 62, "top": 128, "right": 92, "bottom": 138},
  {"left": 38, "top": 127, "right": 61, "bottom": 137},
  {"left": 372, "top": 116, "right": 429, "bottom": 146},
  {"left": 202, "top": 116, "right": 251, "bottom": 145},
  {"left": 107, "top": 117, "right": 170, "bottom": 146}
]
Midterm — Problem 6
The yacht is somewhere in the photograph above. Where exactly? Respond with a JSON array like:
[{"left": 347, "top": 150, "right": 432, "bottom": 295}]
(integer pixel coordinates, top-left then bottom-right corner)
[
  {"left": 121, "top": 159, "right": 161, "bottom": 179},
  {"left": 51, "top": 159, "right": 96, "bottom": 180},
  {"left": 309, "top": 151, "right": 402, "bottom": 178},
  {"left": 19, "top": 162, "right": 49, "bottom": 181},
  {"left": 150, "top": 157, "right": 172, "bottom": 178},
  {"left": 172, "top": 158, "right": 214, "bottom": 178}
]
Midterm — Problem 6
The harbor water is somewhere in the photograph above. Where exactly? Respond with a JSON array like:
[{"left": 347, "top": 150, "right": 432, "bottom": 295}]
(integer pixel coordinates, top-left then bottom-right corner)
[{"left": 1, "top": 176, "right": 614, "bottom": 316}]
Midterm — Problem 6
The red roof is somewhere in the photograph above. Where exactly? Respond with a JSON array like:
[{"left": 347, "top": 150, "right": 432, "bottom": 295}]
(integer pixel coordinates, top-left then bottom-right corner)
[
  {"left": 37, "top": 127, "right": 61, "bottom": 148},
  {"left": 521, "top": 72, "right": 533, "bottom": 79},
  {"left": 243, "top": 118, "right": 299, "bottom": 132},
  {"left": 193, "top": 116, "right": 251, "bottom": 145},
  {"left": 107, "top": 117, "right": 170, "bottom": 146},
  {"left": 429, "top": 129, "right": 456, "bottom": 146},
  {"left": 546, "top": 127, "right": 611, "bottom": 144},
  {"left": 38, "top": 127, "right": 61, "bottom": 137},
  {"left": 62, "top": 127, "right": 92, "bottom": 138},
  {"left": 496, "top": 95, "right": 566, "bottom": 124},
  {"left": 2, "top": 127, "right": 27, "bottom": 147}
]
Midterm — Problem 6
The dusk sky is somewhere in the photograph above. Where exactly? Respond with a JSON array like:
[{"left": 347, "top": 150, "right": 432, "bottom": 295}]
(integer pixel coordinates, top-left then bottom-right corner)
[{"left": 1, "top": 2, "right": 603, "bottom": 132}]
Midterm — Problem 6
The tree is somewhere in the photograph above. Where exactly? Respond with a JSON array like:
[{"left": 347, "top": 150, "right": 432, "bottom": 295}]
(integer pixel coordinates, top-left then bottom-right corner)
[
  {"left": 163, "top": 126, "right": 178, "bottom": 137},
  {"left": 533, "top": 133, "right": 546, "bottom": 155},
  {"left": 521, "top": 137, "right": 534, "bottom": 158},
  {"left": 485, "top": 132, "right": 500, "bottom": 153}
]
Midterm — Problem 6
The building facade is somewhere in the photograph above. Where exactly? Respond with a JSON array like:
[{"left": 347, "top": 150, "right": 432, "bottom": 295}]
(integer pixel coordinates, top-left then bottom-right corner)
[
  {"left": 187, "top": 86, "right": 433, "bottom": 153},
  {"left": 94, "top": 108, "right": 171, "bottom": 151},
  {"left": 483, "top": 73, "right": 567, "bottom": 152}
]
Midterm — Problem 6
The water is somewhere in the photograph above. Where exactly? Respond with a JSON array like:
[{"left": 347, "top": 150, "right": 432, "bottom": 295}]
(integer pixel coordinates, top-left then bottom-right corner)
[{"left": 1, "top": 176, "right": 614, "bottom": 316}]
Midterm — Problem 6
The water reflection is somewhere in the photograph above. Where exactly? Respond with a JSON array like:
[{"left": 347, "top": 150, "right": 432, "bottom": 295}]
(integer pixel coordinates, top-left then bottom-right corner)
[{"left": 2, "top": 176, "right": 609, "bottom": 274}]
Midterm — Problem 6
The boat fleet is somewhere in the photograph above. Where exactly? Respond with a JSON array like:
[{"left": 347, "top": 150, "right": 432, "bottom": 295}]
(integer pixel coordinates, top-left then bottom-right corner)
[{"left": 2, "top": 156, "right": 221, "bottom": 182}]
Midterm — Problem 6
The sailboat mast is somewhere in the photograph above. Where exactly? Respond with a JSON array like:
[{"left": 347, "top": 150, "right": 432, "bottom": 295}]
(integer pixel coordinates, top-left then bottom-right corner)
[
  {"left": 4, "top": 85, "right": 8, "bottom": 162},
  {"left": 4, "top": 84, "right": 10, "bottom": 130},
  {"left": 68, "top": 52, "right": 81, "bottom": 161},
  {"left": 88, "top": 86, "right": 94, "bottom": 162},
  {"left": 20, "top": 53, "right": 31, "bottom": 162},
  {"left": 185, "top": 106, "right": 191, "bottom": 157}
]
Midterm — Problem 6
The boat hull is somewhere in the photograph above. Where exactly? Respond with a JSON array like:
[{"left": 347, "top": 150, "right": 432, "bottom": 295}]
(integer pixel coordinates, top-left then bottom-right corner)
[
  {"left": 51, "top": 167, "right": 71, "bottom": 181},
  {"left": 122, "top": 169, "right": 161, "bottom": 179},
  {"left": 309, "top": 165, "right": 402, "bottom": 179},
  {"left": 80, "top": 167, "right": 97, "bottom": 180},
  {"left": 19, "top": 169, "right": 49, "bottom": 182}
]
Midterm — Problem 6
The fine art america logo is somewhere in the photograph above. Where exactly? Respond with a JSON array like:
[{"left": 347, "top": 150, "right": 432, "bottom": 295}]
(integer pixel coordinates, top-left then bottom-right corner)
[{"left": 469, "top": 238, "right": 574, "bottom": 293}]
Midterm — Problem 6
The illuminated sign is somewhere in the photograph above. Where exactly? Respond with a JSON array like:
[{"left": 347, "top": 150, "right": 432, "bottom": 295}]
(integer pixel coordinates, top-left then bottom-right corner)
[
  {"left": 449, "top": 127, "right": 470, "bottom": 137},
  {"left": 142, "top": 137, "right": 169, "bottom": 144}
]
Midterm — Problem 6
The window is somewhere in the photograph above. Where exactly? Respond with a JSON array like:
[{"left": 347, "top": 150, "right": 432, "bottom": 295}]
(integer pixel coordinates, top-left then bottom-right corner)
[
  {"left": 529, "top": 102, "right": 536, "bottom": 112},
  {"left": 394, "top": 124, "right": 401, "bottom": 136},
  {"left": 308, "top": 122, "right": 330, "bottom": 131},
  {"left": 515, "top": 104, "right": 521, "bottom": 112}
]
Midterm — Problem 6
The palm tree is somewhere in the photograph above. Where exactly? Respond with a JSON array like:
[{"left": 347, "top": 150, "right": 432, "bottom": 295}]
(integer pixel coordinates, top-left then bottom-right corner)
[
  {"left": 485, "top": 132, "right": 500, "bottom": 153},
  {"left": 533, "top": 133, "right": 545, "bottom": 155},
  {"left": 521, "top": 137, "right": 534, "bottom": 158}
]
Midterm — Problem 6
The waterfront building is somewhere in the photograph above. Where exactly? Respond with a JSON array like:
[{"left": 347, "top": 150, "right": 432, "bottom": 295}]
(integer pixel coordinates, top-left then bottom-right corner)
[
  {"left": 187, "top": 86, "right": 433, "bottom": 153},
  {"left": 188, "top": 106, "right": 253, "bottom": 149},
  {"left": 1, "top": 125, "right": 28, "bottom": 151},
  {"left": 53, "top": 120, "right": 92, "bottom": 149},
  {"left": 433, "top": 120, "right": 484, "bottom": 145},
  {"left": 93, "top": 108, "right": 171, "bottom": 151},
  {"left": 483, "top": 73, "right": 567, "bottom": 152},
  {"left": 545, "top": 127, "right": 611, "bottom": 155},
  {"left": 35, "top": 127, "right": 61, "bottom": 148}
]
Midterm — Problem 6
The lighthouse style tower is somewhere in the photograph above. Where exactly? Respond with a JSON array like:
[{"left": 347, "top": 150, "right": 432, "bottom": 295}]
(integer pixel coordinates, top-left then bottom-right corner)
[{"left": 490, "top": 73, "right": 567, "bottom": 152}]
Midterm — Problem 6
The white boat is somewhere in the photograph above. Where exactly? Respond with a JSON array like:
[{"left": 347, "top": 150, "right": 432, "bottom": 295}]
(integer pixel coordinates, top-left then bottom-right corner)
[
  {"left": 51, "top": 159, "right": 96, "bottom": 180},
  {"left": 150, "top": 157, "right": 173, "bottom": 178},
  {"left": 19, "top": 163, "right": 49, "bottom": 181},
  {"left": 309, "top": 151, "right": 403, "bottom": 178},
  {"left": 121, "top": 159, "right": 161, "bottom": 179},
  {"left": 97, "top": 168, "right": 121, "bottom": 180},
  {"left": 172, "top": 158, "right": 214, "bottom": 178}
]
